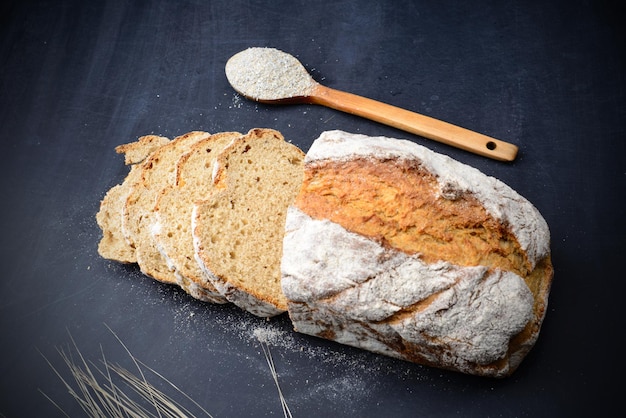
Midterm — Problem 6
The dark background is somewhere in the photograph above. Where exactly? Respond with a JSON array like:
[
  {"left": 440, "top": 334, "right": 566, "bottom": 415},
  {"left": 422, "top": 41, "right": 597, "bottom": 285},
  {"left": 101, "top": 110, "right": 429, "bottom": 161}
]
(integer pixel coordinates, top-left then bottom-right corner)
[{"left": 1, "top": 0, "right": 624, "bottom": 416}]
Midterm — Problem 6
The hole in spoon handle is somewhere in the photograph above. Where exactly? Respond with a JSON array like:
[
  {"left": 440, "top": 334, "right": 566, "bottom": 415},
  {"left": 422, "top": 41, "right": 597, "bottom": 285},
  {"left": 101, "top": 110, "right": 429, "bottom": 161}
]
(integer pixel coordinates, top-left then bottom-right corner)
[{"left": 310, "top": 85, "right": 518, "bottom": 162}]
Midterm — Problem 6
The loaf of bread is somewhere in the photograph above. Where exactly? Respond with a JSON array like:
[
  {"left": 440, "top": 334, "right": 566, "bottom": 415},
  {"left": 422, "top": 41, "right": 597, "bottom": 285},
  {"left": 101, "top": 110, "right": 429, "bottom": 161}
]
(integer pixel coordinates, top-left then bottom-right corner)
[
  {"left": 97, "top": 128, "right": 552, "bottom": 377},
  {"left": 193, "top": 128, "right": 304, "bottom": 317},
  {"left": 281, "top": 130, "right": 553, "bottom": 377}
]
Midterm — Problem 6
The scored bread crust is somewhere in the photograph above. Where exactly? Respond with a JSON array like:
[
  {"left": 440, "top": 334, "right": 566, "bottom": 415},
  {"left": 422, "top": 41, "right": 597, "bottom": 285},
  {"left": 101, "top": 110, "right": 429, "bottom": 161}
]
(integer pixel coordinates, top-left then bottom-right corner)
[
  {"left": 152, "top": 132, "right": 242, "bottom": 303},
  {"left": 96, "top": 135, "right": 171, "bottom": 263},
  {"left": 122, "top": 131, "right": 212, "bottom": 284},
  {"left": 192, "top": 128, "right": 304, "bottom": 317},
  {"left": 281, "top": 130, "right": 553, "bottom": 377}
]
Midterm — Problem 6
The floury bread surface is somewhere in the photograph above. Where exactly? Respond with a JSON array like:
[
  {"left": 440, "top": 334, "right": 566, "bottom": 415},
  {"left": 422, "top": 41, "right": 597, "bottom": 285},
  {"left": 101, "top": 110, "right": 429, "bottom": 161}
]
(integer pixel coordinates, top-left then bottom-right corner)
[{"left": 281, "top": 130, "right": 553, "bottom": 377}]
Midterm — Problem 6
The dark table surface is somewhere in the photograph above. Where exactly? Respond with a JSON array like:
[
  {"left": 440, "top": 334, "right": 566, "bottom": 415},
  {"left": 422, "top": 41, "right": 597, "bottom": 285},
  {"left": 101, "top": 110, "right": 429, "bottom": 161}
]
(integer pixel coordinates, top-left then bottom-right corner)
[{"left": 1, "top": 0, "right": 624, "bottom": 416}]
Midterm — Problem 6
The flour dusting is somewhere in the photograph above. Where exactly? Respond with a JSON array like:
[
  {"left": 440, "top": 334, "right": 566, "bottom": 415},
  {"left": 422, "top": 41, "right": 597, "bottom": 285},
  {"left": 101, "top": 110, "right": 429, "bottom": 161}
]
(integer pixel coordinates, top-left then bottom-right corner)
[{"left": 139, "top": 282, "right": 428, "bottom": 409}]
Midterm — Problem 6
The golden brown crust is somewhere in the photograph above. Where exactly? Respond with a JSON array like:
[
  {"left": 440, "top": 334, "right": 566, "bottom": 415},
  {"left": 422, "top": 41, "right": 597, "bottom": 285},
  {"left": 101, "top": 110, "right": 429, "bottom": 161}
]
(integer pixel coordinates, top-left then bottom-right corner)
[
  {"left": 115, "top": 135, "right": 170, "bottom": 165},
  {"left": 296, "top": 158, "right": 532, "bottom": 277},
  {"left": 507, "top": 255, "right": 554, "bottom": 364}
]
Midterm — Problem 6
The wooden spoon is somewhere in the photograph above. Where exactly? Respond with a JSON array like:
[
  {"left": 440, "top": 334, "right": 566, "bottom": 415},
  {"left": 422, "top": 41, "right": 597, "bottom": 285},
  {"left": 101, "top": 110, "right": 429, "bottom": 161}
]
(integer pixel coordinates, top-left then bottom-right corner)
[{"left": 226, "top": 48, "right": 518, "bottom": 161}]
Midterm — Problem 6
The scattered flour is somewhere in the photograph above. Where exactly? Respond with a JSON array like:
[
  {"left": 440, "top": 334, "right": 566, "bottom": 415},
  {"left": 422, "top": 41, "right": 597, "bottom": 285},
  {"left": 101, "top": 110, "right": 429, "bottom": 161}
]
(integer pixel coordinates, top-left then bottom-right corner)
[{"left": 114, "top": 273, "right": 427, "bottom": 410}]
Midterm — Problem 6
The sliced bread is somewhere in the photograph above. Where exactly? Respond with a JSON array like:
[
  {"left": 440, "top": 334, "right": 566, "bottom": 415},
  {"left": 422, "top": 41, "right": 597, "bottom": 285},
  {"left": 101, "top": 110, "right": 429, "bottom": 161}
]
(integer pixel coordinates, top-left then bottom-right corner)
[
  {"left": 96, "top": 135, "right": 170, "bottom": 263},
  {"left": 123, "top": 131, "right": 211, "bottom": 284},
  {"left": 152, "top": 131, "right": 242, "bottom": 303},
  {"left": 192, "top": 128, "right": 305, "bottom": 317}
]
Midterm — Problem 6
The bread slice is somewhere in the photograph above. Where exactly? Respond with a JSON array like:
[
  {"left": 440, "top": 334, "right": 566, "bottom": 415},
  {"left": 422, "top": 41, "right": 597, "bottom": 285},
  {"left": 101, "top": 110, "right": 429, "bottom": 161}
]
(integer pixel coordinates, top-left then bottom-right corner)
[
  {"left": 281, "top": 130, "right": 553, "bottom": 377},
  {"left": 192, "top": 128, "right": 304, "bottom": 317},
  {"left": 123, "top": 131, "right": 211, "bottom": 284},
  {"left": 96, "top": 135, "right": 170, "bottom": 263},
  {"left": 152, "top": 132, "right": 242, "bottom": 303}
]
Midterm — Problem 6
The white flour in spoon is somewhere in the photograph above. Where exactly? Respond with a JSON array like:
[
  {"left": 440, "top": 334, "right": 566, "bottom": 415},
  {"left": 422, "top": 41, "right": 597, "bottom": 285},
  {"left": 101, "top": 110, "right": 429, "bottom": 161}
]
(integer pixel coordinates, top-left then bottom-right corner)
[{"left": 225, "top": 47, "right": 317, "bottom": 101}]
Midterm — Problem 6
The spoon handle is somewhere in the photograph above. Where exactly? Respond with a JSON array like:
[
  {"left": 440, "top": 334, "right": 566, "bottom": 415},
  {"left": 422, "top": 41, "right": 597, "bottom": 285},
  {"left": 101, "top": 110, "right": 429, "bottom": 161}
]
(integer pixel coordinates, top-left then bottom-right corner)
[{"left": 309, "top": 84, "right": 518, "bottom": 161}]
